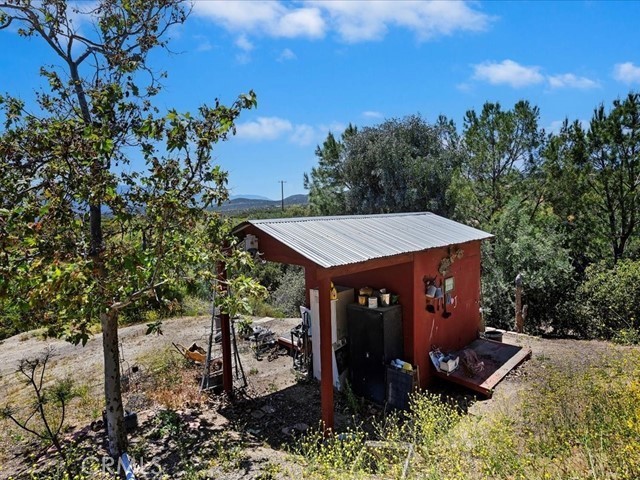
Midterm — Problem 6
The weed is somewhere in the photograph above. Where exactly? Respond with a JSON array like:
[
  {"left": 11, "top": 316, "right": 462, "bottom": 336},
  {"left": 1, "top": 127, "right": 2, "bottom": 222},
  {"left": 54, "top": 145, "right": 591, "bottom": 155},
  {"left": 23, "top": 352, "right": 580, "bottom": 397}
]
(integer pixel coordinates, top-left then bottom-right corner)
[
  {"left": 181, "top": 295, "right": 211, "bottom": 317},
  {"left": 208, "top": 435, "right": 248, "bottom": 472},
  {"left": 249, "top": 367, "right": 259, "bottom": 375},
  {"left": 612, "top": 327, "right": 640, "bottom": 345},
  {"left": 256, "top": 461, "right": 282, "bottom": 480},
  {"left": 341, "top": 380, "right": 363, "bottom": 416},
  {"left": 149, "top": 409, "right": 182, "bottom": 439},
  {"left": 136, "top": 348, "right": 202, "bottom": 408},
  {"left": 236, "top": 316, "right": 254, "bottom": 338}
]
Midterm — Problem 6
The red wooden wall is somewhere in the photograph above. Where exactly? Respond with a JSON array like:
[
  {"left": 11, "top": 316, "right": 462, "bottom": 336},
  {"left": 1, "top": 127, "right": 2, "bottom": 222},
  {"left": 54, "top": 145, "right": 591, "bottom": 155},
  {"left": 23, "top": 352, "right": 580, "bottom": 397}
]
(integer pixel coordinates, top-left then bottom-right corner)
[
  {"left": 411, "top": 241, "right": 482, "bottom": 386},
  {"left": 332, "top": 260, "right": 415, "bottom": 364},
  {"left": 239, "top": 223, "right": 483, "bottom": 389},
  {"left": 332, "top": 240, "right": 482, "bottom": 387}
]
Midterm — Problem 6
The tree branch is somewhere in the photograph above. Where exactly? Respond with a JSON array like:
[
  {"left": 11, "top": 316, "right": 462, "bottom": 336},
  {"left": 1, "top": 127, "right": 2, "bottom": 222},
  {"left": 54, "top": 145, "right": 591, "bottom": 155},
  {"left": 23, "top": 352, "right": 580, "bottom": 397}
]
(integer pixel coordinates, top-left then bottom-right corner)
[{"left": 110, "top": 279, "right": 168, "bottom": 311}]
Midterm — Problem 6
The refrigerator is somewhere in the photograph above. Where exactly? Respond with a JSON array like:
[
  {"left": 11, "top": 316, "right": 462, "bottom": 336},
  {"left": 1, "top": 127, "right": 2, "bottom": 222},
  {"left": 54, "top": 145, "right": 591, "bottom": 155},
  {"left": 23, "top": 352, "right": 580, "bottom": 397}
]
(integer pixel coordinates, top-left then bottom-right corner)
[
  {"left": 347, "top": 304, "right": 403, "bottom": 404},
  {"left": 309, "top": 286, "right": 354, "bottom": 390}
]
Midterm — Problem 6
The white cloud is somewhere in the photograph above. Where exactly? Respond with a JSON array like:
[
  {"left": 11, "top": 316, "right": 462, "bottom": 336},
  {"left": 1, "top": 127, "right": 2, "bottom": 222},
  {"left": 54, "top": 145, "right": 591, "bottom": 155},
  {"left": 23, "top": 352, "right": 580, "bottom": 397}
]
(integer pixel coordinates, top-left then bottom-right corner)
[
  {"left": 471, "top": 60, "right": 600, "bottom": 91},
  {"left": 236, "top": 117, "right": 293, "bottom": 141},
  {"left": 291, "top": 125, "right": 317, "bottom": 145},
  {"left": 472, "top": 60, "right": 544, "bottom": 88},
  {"left": 613, "top": 62, "right": 640, "bottom": 84},
  {"left": 277, "top": 48, "right": 297, "bottom": 62},
  {"left": 548, "top": 73, "right": 599, "bottom": 90},
  {"left": 194, "top": 2, "right": 326, "bottom": 39},
  {"left": 315, "top": 0, "right": 492, "bottom": 42},
  {"left": 362, "top": 111, "right": 383, "bottom": 119},
  {"left": 196, "top": 40, "right": 213, "bottom": 52},
  {"left": 235, "top": 117, "right": 344, "bottom": 145},
  {"left": 194, "top": 1, "right": 492, "bottom": 43},
  {"left": 235, "top": 34, "right": 254, "bottom": 52}
]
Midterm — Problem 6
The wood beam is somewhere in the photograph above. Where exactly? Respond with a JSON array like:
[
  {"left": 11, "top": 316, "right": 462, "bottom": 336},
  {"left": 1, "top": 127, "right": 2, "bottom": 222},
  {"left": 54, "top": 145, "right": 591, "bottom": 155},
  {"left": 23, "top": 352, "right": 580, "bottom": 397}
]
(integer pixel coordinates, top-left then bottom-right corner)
[
  {"left": 218, "top": 261, "right": 233, "bottom": 393},
  {"left": 316, "top": 253, "right": 414, "bottom": 280}
]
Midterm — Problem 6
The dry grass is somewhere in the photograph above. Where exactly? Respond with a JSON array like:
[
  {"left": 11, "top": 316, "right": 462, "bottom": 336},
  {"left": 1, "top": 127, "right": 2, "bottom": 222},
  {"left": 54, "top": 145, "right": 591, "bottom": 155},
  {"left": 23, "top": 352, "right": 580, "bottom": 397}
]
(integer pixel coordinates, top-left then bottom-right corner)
[
  {"left": 134, "top": 347, "right": 206, "bottom": 409},
  {"left": 293, "top": 346, "right": 640, "bottom": 480}
]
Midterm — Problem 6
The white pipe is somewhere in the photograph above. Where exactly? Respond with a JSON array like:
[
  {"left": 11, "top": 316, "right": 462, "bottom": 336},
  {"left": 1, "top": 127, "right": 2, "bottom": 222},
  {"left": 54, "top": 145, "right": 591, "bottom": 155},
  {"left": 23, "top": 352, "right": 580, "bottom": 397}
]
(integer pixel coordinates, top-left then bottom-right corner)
[{"left": 120, "top": 453, "right": 136, "bottom": 480}]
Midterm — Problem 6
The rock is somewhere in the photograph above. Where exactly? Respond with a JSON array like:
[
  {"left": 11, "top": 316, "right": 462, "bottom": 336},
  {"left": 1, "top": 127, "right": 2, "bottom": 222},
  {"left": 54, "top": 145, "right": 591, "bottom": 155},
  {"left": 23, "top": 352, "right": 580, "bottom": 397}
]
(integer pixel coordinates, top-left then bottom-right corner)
[
  {"left": 90, "top": 420, "right": 104, "bottom": 431},
  {"left": 293, "top": 422, "right": 309, "bottom": 432},
  {"left": 251, "top": 410, "right": 265, "bottom": 420},
  {"left": 281, "top": 427, "right": 291, "bottom": 436},
  {"left": 261, "top": 405, "right": 276, "bottom": 414}
]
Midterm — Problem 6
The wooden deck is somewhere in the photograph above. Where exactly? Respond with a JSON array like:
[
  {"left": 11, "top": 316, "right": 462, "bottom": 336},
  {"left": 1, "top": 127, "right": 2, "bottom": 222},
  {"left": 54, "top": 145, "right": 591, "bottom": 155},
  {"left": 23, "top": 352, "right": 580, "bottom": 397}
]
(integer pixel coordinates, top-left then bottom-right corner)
[{"left": 434, "top": 337, "right": 531, "bottom": 397}]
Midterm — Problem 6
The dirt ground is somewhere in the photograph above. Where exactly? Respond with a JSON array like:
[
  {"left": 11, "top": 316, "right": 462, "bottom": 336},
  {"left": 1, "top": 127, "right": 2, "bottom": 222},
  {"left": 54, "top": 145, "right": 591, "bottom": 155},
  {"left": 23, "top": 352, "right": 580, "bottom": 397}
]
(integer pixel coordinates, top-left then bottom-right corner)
[{"left": 0, "top": 317, "right": 634, "bottom": 479}]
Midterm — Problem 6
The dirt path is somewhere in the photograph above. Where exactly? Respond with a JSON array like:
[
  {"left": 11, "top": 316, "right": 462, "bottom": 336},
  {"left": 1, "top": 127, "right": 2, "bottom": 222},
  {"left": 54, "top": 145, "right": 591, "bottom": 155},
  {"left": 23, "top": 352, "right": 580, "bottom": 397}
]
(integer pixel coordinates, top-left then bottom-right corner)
[
  {"left": 0, "top": 315, "right": 302, "bottom": 400},
  {"left": 0, "top": 316, "right": 212, "bottom": 399}
]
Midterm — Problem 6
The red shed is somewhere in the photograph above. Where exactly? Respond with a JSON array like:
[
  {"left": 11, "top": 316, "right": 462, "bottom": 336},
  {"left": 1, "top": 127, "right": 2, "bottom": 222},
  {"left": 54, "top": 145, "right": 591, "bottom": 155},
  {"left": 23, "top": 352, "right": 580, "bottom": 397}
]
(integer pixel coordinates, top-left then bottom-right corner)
[{"left": 231, "top": 212, "right": 528, "bottom": 430}]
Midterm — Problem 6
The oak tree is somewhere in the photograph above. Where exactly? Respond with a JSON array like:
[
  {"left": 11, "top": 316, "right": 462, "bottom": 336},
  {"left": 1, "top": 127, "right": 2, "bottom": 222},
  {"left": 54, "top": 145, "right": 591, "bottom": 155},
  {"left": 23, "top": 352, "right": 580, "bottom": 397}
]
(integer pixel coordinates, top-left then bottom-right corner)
[{"left": 0, "top": 0, "right": 256, "bottom": 457}]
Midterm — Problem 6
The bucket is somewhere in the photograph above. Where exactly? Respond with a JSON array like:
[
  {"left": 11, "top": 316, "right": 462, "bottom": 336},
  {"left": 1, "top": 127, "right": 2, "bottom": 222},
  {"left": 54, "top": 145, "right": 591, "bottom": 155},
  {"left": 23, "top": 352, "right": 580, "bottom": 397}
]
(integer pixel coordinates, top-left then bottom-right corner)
[
  {"left": 485, "top": 330, "right": 503, "bottom": 342},
  {"left": 380, "top": 293, "right": 391, "bottom": 306},
  {"left": 368, "top": 297, "right": 378, "bottom": 308}
]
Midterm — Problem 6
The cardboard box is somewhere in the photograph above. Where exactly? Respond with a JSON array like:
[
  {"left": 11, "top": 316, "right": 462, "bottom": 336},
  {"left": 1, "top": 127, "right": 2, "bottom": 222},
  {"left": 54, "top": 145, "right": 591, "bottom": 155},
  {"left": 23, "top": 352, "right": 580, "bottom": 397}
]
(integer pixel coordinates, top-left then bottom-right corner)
[{"left": 439, "top": 357, "right": 459, "bottom": 373}]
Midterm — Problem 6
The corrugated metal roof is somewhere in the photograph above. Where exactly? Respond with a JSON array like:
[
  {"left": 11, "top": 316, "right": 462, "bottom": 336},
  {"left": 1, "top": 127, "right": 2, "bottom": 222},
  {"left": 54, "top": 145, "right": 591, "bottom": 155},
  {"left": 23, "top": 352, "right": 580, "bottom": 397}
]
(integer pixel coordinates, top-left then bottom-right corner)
[{"left": 234, "top": 212, "right": 493, "bottom": 269}]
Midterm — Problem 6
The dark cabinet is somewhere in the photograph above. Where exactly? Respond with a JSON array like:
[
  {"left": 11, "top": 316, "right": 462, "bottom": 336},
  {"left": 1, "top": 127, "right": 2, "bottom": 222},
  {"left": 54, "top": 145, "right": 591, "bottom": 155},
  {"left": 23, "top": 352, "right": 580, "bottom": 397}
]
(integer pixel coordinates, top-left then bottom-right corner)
[{"left": 347, "top": 304, "right": 403, "bottom": 404}]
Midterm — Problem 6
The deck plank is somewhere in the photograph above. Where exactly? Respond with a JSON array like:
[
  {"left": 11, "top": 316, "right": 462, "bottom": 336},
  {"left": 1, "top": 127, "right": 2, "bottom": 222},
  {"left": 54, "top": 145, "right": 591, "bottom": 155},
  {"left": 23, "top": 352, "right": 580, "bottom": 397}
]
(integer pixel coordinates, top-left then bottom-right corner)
[{"left": 433, "top": 338, "right": 531, "bottom": 397}]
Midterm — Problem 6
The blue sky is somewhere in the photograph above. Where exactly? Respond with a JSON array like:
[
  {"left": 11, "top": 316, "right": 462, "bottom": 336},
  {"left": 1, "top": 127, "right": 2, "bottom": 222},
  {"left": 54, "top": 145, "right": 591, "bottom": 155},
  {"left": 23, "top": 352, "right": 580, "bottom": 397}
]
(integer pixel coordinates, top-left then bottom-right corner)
[{"left": 2, "top": 1, "right": 640, "bottom": 200}]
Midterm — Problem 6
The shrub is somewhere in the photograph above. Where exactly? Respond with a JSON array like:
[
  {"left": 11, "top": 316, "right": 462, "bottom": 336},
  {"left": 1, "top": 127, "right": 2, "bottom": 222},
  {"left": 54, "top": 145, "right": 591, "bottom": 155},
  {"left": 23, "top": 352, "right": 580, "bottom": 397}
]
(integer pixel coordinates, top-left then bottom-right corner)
[
  {"left": 271, "top": 266, "right": 305, "bottom": 317},
  {"left": 577, "top": 259, "right": 640, "bottom": 339},
  {"left": 482, "top": 201, "right": 576, "bottom": 334}
]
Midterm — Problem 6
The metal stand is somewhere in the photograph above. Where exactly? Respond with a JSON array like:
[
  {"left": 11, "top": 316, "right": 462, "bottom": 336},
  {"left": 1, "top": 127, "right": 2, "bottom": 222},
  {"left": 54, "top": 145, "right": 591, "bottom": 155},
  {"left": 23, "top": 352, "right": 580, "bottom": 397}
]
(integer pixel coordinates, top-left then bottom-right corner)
[{"left": 291, "top": 310, "right": 311, "bottom": 374}]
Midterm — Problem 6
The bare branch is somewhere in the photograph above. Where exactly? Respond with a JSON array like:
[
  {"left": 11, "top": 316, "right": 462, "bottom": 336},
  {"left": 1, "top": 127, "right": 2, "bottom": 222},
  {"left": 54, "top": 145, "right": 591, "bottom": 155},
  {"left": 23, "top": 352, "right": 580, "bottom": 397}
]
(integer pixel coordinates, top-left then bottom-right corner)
[{"left": 110, "top": 279, "right": 169, "bottom": 311}]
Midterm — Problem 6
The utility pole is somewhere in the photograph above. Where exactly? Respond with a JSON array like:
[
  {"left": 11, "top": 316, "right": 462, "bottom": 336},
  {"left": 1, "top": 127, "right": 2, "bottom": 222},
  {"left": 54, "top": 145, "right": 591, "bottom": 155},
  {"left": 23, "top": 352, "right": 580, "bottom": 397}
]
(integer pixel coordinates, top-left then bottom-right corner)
[{"left": 279, "top": 180, "right": 286, "bottom": 212}]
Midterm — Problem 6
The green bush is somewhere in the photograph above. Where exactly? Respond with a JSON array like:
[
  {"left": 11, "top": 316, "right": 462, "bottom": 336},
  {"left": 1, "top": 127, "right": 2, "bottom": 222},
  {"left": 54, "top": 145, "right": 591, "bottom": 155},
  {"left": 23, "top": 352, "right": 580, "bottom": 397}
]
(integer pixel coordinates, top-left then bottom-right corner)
[
  {"left": 482, "top": 201, "right": 576, "bottom": 334},
  {"left": 577, "top": 259, "right": 640, "bottom": 339},
  {"left": 271, "top": 266, "right": 306, "bottom": 317}
]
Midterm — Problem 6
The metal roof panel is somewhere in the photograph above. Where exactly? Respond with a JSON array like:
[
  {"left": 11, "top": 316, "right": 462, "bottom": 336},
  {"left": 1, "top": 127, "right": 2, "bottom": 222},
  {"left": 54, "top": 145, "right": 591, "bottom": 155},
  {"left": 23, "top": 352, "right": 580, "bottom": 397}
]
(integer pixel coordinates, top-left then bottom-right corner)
[{"left": 236, "top": 212, "right": 493, "bottom": 268}]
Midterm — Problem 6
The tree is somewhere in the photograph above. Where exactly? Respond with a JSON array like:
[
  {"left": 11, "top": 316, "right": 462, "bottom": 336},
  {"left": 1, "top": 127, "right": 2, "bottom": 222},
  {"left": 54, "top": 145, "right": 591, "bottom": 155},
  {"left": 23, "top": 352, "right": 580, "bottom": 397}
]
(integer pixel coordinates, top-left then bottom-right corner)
[
  {"left": 304, "top": 125, "right": 356, "bottom": 215},
  {"left": 541, "top": 120, "right": 605, "bottom": 273},
  {"left": 586, "top": 93, "right": 640, "bottom": 263},
  {"left": 577, "top": 259, "right": 640, "bottom": 340},
  {"left": 481, "top": 199, "right": 575, "bottom": 334},
  {"left": 451, "top": 100, "right": 544, "bottom": 226},
  {"left": 0, "top": 0, "right": 257, "bottom": 458},
  {"left": 305, "top": 115, "right": 462, "bottom": 216}
]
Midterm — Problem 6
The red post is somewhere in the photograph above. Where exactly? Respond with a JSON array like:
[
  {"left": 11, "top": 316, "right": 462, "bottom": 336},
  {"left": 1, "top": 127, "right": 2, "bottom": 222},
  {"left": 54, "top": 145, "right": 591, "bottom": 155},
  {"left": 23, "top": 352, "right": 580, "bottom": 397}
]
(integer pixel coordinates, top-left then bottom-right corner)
[
  {"left": 218, "top": 261, "right": 233, "bottom": 393},
  {"left": 318, "top": 275, "right": 334, "bottom": 431}
]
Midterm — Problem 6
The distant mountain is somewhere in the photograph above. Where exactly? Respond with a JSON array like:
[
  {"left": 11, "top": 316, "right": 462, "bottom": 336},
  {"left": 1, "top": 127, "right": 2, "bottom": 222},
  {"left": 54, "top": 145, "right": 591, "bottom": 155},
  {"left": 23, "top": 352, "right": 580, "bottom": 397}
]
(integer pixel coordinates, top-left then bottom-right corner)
[
  {"left": 229, "top": 194, "right": 271, "bottom": 201},
  {"left": 214, "top": 194, "right": 308, "bottom": 213}
]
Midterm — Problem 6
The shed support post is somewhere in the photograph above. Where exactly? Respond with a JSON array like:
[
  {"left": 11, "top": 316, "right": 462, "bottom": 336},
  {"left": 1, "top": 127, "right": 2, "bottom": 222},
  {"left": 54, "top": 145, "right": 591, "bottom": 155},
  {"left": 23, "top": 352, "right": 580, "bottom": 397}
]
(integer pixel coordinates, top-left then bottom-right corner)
[
  {"left": 219, "top": 261, "right": 233, "bottom": 393},
  {"left": 318, "top": 275, "right": 334, "bottom": 432}
]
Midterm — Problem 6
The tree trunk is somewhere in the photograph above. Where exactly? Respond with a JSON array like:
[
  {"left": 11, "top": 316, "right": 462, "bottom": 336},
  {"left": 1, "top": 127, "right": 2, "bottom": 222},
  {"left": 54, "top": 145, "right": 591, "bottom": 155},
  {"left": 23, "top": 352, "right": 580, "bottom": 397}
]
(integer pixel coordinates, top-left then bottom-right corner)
[{"left": 101, "top": 310, "right": 127, "bottom": 458}]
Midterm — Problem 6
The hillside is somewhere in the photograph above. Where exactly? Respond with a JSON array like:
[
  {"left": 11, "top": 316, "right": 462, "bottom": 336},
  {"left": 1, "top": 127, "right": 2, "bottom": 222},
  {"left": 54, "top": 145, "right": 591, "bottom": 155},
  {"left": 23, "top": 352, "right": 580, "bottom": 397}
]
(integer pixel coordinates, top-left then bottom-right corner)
[{"left": 213, "top": 194, "right": 308, "bottom": 213}]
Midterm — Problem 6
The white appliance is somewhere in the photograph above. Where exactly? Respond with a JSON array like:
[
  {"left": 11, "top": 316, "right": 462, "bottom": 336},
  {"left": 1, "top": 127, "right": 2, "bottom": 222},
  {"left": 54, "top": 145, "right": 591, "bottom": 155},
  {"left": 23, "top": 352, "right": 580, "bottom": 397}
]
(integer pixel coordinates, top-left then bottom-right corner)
[{"left": 310, "top": 286, "right": 354, "bottom": 390}]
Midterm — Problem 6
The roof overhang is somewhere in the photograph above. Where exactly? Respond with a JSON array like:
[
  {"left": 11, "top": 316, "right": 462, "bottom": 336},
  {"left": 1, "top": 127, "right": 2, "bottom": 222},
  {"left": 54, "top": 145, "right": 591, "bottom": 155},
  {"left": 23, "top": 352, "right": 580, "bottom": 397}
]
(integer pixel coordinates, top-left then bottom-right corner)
[{"left": 232, "top": 212, "right": 493, "bottom": 269}]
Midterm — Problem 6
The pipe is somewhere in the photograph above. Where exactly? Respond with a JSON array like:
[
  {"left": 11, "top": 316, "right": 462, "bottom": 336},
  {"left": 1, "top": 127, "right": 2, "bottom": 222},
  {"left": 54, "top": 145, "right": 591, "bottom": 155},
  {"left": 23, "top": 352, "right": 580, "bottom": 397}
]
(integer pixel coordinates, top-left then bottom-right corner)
[{"left": 120, "top": 453, "right": 135, "bottom": 480}]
